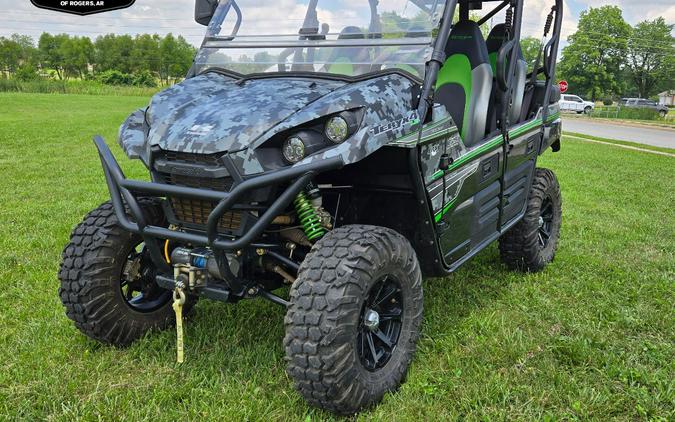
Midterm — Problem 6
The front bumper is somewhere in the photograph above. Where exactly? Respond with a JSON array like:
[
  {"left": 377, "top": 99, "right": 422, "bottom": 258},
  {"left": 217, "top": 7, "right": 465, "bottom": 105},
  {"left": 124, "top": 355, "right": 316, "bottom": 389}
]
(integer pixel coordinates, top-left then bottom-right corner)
[{"left": 94, "top": 136, "right": 343, "bottom": 272}]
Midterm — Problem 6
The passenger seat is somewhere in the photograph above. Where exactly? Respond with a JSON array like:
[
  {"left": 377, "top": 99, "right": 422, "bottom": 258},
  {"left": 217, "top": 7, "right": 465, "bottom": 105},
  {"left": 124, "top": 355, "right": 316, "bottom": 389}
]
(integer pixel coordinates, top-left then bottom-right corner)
[
  {"left": 486, "top": 24, "right": 527, "bottom": 124},
  {"left": 435, "top": 20, "right": 492, "bottom": 147}
]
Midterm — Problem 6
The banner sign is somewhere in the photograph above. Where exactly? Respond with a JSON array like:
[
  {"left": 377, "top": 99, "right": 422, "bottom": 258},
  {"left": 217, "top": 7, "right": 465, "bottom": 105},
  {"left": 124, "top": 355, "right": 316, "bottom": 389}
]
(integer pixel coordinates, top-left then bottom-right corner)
[{"left": 30, "top": 0, "right": 136, "bottom": 15}]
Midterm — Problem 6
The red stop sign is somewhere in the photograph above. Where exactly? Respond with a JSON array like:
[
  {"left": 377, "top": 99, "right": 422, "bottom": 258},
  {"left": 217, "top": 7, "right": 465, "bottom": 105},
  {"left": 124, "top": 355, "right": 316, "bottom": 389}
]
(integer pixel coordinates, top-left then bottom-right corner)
[{"left": 559, "top": 80, "right": 568, "bottom": 93}]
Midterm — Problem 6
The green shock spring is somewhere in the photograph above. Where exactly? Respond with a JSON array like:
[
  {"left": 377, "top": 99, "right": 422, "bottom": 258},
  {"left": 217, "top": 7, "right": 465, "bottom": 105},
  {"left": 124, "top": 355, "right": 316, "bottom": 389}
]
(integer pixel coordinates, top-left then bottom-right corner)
[{"left": 294, "top": 191, "right": 325, "bottom": 241}]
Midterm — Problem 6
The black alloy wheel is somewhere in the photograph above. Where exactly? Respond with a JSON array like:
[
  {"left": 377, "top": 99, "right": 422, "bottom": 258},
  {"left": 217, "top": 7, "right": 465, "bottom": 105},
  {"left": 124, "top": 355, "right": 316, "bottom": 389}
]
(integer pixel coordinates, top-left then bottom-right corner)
[
  {"left": 357, "top": 276, "right": 403, "bottom": 371},
  {"left": 537, "top": 198, "right": 555, "bottom": 249},
  {"left": 121, "top": 242, "right": 172, "bottom": 313}
]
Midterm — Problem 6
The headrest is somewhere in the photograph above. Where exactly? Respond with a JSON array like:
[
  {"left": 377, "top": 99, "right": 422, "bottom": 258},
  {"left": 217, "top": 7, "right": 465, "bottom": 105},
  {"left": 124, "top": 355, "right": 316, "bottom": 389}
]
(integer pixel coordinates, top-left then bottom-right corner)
[
  {"left": 486, "top": 23, "right": 524, "bottom": 60},
  {"left": 444, "top": 20, "right": 489, "bottom": 69}
]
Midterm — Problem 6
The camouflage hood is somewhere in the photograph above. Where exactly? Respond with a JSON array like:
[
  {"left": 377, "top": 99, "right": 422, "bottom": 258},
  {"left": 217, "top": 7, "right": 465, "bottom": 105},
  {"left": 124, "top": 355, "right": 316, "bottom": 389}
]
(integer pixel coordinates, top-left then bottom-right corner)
[
  {"left": 145, "top": 73, "right": 345, "bottom": 153},
  {"left": 118, "top": 72, "right": 418, "bottom": 172}
]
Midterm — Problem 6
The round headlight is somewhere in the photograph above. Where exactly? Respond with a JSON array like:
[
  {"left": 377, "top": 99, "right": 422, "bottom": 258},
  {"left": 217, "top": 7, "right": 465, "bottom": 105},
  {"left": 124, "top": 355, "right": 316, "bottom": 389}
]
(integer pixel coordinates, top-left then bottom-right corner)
[
  {"left": 282, "top": 136, "right": 306, "bottom": 163},
  {"left": 325, "top": 116, "right": 349, "bottom": 144}
]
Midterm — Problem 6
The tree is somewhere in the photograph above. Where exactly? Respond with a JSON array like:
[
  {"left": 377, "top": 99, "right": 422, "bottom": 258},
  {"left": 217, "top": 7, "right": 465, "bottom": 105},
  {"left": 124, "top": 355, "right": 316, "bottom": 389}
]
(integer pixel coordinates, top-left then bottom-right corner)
[
  {"left": 39, "top": 33, "right": 70, "bottom": 79},
  {"left": 159, "top": 34, "right": 196, "bottom": 84},
  {"left": 93, "top": 34, "right": 134, "bottom": 74},
  {"left": 626, "top": 17, "right": 674, "bottom": 98},
  {"left": 520, "top": 37, "right": 542, "bottom": 68},
  {"left": 59, "top": 36, "right": 93, "bottom": 79},
  {"left": 0, "top": 37, "right": 22, "bottom": 76},
  {"left": 557, "top": 6, "right": 631, "bottom": 100},
  {"left": 130, "top": 34, "right": 161, "bottom": 74}
]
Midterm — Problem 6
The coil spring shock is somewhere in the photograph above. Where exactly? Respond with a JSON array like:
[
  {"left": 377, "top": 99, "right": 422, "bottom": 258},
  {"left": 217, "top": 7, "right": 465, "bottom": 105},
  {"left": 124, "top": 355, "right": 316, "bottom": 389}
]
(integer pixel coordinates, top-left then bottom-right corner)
[
  {"left": 294, "top": 191, "right": 325, "bottom": 241},
  {"left": 505, "top": 7, "right": 513, "bottom": 35}
]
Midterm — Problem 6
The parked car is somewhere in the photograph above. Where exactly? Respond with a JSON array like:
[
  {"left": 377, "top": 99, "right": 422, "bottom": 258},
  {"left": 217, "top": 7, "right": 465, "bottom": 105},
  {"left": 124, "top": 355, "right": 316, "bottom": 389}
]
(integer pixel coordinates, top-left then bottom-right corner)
[
  {"left": 620, "top": 98, "right": 669, "bottom": 117},
  {"left": 559, "top": 94, "right": 595, "bottom": 114}
]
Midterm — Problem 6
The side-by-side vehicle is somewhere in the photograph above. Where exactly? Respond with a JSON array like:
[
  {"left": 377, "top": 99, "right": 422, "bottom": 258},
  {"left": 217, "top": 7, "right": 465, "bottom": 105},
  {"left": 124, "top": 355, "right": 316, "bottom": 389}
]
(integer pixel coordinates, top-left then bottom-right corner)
[{"left": 59, "top": 0, "right": 564, "bottom": 414}]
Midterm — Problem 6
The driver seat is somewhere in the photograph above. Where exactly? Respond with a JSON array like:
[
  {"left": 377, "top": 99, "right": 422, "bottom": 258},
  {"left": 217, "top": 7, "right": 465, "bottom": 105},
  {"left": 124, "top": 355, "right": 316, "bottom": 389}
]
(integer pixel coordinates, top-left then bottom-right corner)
[{"left": 435, "top": 20, "right": 493, "bottom": 147}]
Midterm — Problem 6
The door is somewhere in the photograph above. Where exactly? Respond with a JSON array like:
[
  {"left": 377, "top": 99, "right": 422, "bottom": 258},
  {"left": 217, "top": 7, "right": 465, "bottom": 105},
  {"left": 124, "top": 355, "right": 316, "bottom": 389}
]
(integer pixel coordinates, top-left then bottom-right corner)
[{"left": 432, "top": 130, "right": 504, "bottom": 267}]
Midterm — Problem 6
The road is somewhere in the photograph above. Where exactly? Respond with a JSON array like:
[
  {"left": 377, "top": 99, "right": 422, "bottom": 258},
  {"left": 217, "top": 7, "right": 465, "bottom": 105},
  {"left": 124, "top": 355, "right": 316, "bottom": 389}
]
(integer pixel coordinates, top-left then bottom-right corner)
[{"left": 562, "top": 117, "right": 674, "bottom": 149}]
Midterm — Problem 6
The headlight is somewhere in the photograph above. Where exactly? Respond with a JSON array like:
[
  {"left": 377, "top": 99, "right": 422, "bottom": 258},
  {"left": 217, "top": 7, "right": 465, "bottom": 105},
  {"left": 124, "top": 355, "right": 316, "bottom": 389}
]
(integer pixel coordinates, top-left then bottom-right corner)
[
  {"left": 324, "top": 116, "right": 349, "bottom": 144},
  {"left": 282, "top": 136, "right": 306, "bottom": 163}
]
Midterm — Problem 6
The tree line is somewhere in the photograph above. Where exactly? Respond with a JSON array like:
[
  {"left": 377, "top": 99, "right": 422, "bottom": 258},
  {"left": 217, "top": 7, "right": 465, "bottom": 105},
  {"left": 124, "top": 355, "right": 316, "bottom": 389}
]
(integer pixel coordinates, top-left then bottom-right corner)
[
  {"left": 557, "top": 6, "right": 674, "bottom": 101},
  {"left": 0, "top": 32, "right": 196, "bottom": 86},
  {"left": 0, "top": 5, "right": 672, "bottom": 98}
]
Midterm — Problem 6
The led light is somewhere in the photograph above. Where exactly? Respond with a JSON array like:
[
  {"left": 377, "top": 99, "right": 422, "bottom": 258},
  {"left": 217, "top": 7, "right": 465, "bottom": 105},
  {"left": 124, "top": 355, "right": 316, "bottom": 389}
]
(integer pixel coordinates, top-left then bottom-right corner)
[
  {"left": 324, "top": 116, "right": 349, "bottom": 143},
  {"left": 282, "top": 136, "right": 306, "bottom": 163}
]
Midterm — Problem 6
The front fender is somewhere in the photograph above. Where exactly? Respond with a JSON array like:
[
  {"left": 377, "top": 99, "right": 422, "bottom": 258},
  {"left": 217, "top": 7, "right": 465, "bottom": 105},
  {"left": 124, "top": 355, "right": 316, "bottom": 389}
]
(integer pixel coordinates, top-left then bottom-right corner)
[{"left": 118, "top": 108, "right": 147, "bottom": 161}]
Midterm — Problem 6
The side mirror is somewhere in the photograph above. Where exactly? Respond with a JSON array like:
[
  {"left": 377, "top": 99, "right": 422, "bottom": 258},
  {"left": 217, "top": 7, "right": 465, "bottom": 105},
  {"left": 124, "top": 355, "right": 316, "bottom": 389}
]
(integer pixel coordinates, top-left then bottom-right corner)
[{"left": 195, "top": 0, "right": 218, "bottom": 26}]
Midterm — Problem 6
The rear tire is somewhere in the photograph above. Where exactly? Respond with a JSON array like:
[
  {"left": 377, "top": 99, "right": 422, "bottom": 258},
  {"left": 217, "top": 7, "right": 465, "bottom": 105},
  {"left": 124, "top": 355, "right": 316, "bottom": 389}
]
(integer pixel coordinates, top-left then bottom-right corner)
[
  {"left": 284, "top": 225, "right": 423, "bottom": 415},
  {"left": 499, "top": 168, "right": 562, "bottom": 272},
  {"left": 659, "top": 110, "right": 667, "bottom": 118},
  {"left": 58, "top": 199, "right": 194, "bottom": 347}
]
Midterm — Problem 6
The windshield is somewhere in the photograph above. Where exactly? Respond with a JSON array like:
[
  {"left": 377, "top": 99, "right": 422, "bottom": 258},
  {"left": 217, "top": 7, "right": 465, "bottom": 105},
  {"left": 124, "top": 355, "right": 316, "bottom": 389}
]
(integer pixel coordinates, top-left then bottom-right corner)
[{"left": 193, "top": 0, "right": 444, "bottom": 78}]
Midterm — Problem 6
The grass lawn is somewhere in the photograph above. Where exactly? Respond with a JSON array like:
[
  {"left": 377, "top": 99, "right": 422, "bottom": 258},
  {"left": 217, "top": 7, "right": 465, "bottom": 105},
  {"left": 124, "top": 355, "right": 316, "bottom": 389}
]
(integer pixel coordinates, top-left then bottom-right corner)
[
  {"left": 0, "top": 93, "right": 673, "bottom": 420},
  {"left": 563, "top": 132, "right": 675, "bottom": 155}
]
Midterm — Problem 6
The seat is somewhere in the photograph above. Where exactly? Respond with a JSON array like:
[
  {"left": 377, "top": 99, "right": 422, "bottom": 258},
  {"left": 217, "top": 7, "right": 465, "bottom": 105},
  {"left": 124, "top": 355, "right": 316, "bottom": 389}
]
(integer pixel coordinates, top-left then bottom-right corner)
[
  {"left": 486, "top": 24, "right": 527, "bottom": 123},
  {"left": 435, "top": 20, "right": 492, "bottom": 147}
]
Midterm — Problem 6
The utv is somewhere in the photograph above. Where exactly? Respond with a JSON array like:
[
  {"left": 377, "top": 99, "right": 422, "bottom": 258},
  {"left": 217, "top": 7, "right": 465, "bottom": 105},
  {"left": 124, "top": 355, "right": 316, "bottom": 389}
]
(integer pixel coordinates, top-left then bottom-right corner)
[{"left": 59, "top": 0, "right": 564, "bottom": 414}]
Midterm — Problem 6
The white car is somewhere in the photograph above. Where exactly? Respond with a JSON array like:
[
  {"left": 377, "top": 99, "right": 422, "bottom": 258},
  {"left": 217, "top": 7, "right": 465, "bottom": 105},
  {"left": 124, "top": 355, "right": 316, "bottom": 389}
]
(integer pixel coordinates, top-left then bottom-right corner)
[{"left": 559, "top": 94, "right": 595, "bottom": 114}]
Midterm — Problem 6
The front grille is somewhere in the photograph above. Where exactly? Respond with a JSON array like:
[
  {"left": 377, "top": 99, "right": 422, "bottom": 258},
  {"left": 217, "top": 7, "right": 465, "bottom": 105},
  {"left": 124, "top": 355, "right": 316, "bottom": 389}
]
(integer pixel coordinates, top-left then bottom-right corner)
[
  {"left": 170, "top": 197, "right": 242, "bottom": 231},
  {"left": 159, "top": 151, "right": 223, "bottom": 167},
  {"left": 165, "top": 173, "right": 232, "bottom": 191},
  {"left": 155, "top": 151, "right": 241, "bottom": 232}
]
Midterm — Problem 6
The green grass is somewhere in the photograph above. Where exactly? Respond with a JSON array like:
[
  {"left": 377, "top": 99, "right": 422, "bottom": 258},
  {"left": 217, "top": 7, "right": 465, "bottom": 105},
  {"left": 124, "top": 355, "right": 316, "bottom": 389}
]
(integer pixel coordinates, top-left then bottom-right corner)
[
  {"left": 564, "top": 132, "right": 675, "bottom": 155},
  {"left": 590, "top": 106, "right": 672, "bottom": 123},
  {"left": 0, "top": 78, "right": 161, "bottom": 96},
  {"left": 1, "top": 92, "right": 673, "bottom": 420}
]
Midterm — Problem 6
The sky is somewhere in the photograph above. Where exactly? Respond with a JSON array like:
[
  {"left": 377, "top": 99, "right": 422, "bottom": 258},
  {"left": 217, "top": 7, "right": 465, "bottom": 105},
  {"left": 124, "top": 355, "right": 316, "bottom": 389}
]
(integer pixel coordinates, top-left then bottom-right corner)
[{"left": 1, "top": 0, "right": 673, "bottom": 46}]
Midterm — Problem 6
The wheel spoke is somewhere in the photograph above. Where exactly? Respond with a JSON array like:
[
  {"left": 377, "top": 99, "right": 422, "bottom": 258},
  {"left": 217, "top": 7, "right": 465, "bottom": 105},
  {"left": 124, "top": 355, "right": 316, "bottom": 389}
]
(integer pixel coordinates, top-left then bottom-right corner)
[
  {"left": 379, "top": 309, "right": 402, "bottom": 322},
  {"left": 373, "top": 329, "right": 394, "bottom": 349},
  {"left": 538, "top": 233, "right": 546, "bottom": 247},
  {"left": 372, "top": 285, "right": 400, "bottom": 309},
  {"left": 366, "top": 332, "right": 379, "bottom": 367},
  {"left": 540, "top": 228, "right": 550, "bottom": 240}
]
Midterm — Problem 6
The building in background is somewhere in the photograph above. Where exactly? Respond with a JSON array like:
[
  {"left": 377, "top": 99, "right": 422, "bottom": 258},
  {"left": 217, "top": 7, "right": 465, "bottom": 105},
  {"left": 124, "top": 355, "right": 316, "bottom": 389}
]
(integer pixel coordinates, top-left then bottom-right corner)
[{"left": 658, "top": 91, "right": 675, "bottom": 107}]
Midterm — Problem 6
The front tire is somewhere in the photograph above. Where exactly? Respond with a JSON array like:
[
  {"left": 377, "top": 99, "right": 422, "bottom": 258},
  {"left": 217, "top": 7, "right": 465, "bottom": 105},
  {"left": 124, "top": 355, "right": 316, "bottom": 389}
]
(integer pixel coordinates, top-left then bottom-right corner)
[
  {"left": 659, "top": 110, "right": 667, "bottom": 118},
  {"left": 584, "top": 106, "right": 592, "bottom": 115},
  {"left": 284, "top": 225, "right": 423, "bottom": 415},
  {"left": 499, "top": 168, "right": 562, "bottom": 272},
  {"left": 58, "top": 200, "right": 193, "bottom": 347}
]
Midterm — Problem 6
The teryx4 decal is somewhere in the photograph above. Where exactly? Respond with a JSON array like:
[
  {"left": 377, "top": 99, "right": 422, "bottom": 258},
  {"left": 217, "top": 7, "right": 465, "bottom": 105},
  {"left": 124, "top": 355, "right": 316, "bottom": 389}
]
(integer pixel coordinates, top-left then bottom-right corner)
[{"left": 370, "top": 112, "right": 420, "bottom": 136}]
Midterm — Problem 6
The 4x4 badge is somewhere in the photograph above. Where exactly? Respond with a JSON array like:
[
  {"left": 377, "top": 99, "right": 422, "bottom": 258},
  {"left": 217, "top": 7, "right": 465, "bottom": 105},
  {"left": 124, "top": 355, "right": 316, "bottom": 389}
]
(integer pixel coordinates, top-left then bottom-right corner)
[{"left": 30, "top": 0, "right": 136, "bottom": 16}]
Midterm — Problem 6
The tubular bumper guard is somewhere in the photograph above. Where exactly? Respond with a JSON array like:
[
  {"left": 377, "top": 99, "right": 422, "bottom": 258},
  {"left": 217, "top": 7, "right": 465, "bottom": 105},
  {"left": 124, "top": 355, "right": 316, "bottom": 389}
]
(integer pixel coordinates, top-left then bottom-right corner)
[{"left": 94, "top": 136, "right": 343, "bottom": 272}]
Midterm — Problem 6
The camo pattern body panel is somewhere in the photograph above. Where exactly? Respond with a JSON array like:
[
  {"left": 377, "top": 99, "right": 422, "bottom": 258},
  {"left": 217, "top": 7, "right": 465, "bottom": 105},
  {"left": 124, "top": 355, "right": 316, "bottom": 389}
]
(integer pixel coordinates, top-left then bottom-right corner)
[
  {"left": 288, "top": 74, "right": 419, "bottom": 167},
  {"left": 118, "top": 108, "right": 147, "bottom": 160},
  {"left": 145, "top": 73, "right": 345, "bottom": 154}
]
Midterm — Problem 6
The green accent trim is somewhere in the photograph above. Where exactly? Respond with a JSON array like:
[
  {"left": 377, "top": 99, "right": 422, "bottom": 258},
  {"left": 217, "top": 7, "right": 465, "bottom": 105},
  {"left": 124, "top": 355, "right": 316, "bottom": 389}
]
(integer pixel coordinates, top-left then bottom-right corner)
[
  {"left": 431, "top": 116, "right": 557, "bottom": 220},
  {"left": 436, "top": 54, "right": 472, "bottom": 141},
  {"left": 391, "top": 116, "right": 455, "bottom": 146},
  {"left": 545, "top": 112, "right": 560, "bottom": 123},
  {"left": 488, "top": 52, "right": 497, "bottom": 74}
]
